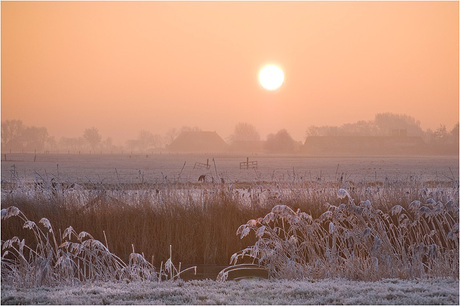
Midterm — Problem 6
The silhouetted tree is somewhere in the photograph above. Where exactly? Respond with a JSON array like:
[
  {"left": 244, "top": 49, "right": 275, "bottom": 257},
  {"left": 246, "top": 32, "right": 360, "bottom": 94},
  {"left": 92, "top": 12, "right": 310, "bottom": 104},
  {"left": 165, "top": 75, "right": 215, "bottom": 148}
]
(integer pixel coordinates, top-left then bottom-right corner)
[
  {"left": 374, "top": 113, "right": 423, "bottom": 136},
  {"left": 425, "top": 123, "right": 459, "bottom": 154},
  {"left": 59, "top": 137, "right": 85, "bottom": 152},
  {"left": 127, "top": 130, "right": 164, "bottom": 152},
  {"left": 265, "top": 129, "right": 298, "bottom": 153},
  {"left": 433, "top": 125, "right": 448, "bottom": 143},
  {"left": 45, "top": 136, "right": 57, "bottom": 152},
  {"left": 21, "top": 126, "right": 48, "bottom": 151},
  {"left": 164, "top": 128, "right": 178, "bottom": 147},
  {"left": 340, "top": 120, "right": 379, "bottom": 136},
  {"left": 450, "top": 123, "right": 459, "bottom": 140},
  {"left": 305, "top": 125, "right": 339, "bottom": 137},
  {"left": 83, "top": 127, "right": 102, "bottom": 151},
  {"left": 101, "top": 137, "right": 118, "bottom": 152},
  {"left": 229, "top": 122, "right": 261, "bottom": 143},
  {"left": 1, "top": 120, "right": 25, "bottom": 151},
  {"left": 305, "top": 113, "right": 424, "bottom": 140},
  {"left": 139, "top": 130, "right": 163, "bottom": 149},
  {"left": 1, "top": 120, "right": 48, "bottom": 152}
]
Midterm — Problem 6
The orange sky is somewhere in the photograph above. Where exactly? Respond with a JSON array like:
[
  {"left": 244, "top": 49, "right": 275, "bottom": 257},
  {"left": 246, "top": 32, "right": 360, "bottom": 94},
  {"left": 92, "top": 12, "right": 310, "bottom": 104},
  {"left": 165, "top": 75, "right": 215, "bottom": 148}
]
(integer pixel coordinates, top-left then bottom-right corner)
[{"left": 2, "top": 1, "right": 458, "bottom": 144}]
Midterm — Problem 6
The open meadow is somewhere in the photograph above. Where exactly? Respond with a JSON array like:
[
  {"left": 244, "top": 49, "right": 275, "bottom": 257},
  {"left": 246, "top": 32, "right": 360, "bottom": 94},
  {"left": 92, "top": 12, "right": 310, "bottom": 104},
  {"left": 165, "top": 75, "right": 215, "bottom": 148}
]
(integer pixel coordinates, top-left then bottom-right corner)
[
  {"left": 2, "top": 153, "right": 458, "bottom": 185},
  {"left": 1, "top": 153, "right": 459, "bottom": 304}
]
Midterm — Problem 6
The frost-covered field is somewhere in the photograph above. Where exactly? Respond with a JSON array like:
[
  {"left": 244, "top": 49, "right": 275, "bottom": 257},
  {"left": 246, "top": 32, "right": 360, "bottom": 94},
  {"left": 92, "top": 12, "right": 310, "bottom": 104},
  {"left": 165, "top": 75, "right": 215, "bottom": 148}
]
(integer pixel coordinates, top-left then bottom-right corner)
[
  {"left": 2, "top": 278, "right": 458, "bottom": 305},
  {"left": 2, "top": 153, "right": 458, "bottom": 184}
]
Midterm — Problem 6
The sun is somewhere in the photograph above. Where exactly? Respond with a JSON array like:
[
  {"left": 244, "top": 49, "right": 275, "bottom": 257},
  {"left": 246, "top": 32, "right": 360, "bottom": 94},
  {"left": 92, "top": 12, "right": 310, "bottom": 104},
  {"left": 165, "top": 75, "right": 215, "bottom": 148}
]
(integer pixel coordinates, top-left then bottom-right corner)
[{"left": 259, "top": 65, "right": 284, "bottom": 90}]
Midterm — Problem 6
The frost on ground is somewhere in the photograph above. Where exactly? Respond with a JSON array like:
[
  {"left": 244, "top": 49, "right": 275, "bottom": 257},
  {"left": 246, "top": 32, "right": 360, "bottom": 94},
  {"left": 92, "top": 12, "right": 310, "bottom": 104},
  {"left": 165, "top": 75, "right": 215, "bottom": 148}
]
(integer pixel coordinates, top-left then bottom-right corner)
[{"left": 2, "top": 278, "right": 458, "bottom": 305}]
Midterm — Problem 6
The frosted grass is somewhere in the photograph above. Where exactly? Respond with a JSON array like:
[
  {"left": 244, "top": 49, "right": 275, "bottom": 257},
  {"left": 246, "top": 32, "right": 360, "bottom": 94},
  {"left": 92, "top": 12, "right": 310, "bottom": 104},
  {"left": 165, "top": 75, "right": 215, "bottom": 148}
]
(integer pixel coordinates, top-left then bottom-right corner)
[{"left": 1, "top": 278, "right": 458, "bottom": 305}]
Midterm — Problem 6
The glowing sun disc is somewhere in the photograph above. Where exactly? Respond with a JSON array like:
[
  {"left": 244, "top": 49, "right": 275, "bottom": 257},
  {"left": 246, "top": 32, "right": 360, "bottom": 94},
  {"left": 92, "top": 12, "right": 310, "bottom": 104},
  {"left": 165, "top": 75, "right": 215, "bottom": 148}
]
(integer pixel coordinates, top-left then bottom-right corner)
[{"left": 259, "top": 65, "right": 284, "bottom": 90}]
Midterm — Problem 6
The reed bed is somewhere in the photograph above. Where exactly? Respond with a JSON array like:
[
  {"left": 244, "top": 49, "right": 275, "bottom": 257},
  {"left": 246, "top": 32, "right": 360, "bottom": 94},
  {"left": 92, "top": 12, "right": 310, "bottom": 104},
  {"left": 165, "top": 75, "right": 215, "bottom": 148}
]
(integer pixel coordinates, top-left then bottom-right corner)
[
  {"left": 223, "top": 188, "right": 458, "bottom": 280},
  {"left": 2, "top": 176, "right": 458, "bottom": 286},
  {"left": 1, "top": 205, "right": 197, "bottom": 287}
]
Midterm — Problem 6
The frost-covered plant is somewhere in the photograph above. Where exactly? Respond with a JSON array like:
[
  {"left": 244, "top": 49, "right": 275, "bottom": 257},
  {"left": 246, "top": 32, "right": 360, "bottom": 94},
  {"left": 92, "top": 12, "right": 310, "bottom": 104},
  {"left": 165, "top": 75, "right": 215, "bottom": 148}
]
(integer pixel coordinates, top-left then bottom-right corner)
[
  {"left": 228, "top": 189, "right": 459, "bottom": 280},
  {"left": 158, "top": 244, "right": 197, "bottom": 282},
  {"left": 2, "top": 175, "right": 458, "bottom": 266},
  {"left": 1, "top": 207, "right": 195, "bottom": 287}
]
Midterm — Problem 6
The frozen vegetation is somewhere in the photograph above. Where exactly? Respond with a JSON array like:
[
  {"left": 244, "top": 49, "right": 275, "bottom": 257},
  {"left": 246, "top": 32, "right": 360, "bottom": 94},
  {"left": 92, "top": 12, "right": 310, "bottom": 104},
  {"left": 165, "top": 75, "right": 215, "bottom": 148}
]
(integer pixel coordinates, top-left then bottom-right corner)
[
  {"left": 1, "top": 154, "right": 458, "bottom": 304},
  {"left": 1, "top": 278, "right": 458, "bottom": 305}
]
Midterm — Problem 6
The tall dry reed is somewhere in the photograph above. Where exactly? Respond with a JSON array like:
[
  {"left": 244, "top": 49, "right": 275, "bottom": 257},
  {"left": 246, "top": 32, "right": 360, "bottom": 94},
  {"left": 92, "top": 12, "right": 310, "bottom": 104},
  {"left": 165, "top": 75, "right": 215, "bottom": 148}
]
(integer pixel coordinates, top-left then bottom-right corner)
[
  {"left": 222, "top": 188, "right": 458, "bottom": 280},
  {"left": 1, "top": 206, "right": 196, "bottom": 287},
  {"left": 2, "top": 176, "right": 458, "bottom": 272}
]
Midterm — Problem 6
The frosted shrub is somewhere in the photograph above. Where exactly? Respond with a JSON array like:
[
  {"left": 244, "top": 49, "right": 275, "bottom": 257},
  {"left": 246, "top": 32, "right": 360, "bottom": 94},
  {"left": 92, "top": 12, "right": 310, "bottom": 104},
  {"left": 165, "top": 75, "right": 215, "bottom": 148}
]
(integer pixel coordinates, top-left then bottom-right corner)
[{"left": 228, "top": 190, "right": 459, "bottom": 280}]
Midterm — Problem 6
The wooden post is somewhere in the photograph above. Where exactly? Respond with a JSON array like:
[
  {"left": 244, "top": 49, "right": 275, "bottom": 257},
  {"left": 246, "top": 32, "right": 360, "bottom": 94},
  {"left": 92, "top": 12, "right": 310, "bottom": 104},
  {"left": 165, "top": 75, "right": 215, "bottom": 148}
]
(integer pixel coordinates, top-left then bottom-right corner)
[{"left": 247, "top": 157, "right": 249, "bottom": 169}]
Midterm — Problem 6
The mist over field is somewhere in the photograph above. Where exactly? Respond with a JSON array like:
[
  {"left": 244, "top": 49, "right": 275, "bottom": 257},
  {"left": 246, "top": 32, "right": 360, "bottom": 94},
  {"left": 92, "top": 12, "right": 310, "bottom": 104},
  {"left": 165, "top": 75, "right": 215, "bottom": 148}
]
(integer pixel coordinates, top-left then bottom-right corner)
[{"left": 1, "top": 113, "right": 459, "bottom": 156}]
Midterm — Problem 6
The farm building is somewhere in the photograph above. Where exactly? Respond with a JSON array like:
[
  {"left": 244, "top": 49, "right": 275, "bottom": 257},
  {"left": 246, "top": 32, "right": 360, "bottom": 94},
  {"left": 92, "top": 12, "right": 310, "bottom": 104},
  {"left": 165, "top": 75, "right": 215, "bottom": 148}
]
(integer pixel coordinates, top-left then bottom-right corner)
[
  {"left": 303, "top": 135, "right": 425, "bottom": 155},
  {"left": 168, "top": 131, "right": 228, "bottom": 153}
]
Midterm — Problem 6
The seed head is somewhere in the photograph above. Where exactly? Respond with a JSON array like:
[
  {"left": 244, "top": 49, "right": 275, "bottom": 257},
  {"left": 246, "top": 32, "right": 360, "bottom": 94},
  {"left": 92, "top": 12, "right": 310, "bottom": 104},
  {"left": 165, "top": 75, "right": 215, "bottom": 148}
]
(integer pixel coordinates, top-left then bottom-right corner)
[
  {"left": 39, "top": 218, "right": 53, "bottom": 232},
  {"left": 337, "top": 188, "right": 350, "bottom": 200},
  {"left": 328, "top": 222, "right": 335, "bottom": 234},
  {"left": 390, "top": 205, "right": 403, "bottom": 216},
  {"left": 2, "top": 206, "right": 20, "bottom": 220},
  {"left": 23, "top": 220, "right": 36, "bottom": 230}
]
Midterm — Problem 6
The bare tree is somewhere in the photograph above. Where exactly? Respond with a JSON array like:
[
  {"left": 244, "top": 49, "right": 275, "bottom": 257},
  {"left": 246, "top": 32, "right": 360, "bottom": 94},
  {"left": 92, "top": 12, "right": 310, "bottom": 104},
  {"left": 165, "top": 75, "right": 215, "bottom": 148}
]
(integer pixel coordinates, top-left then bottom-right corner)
[
  {"left": 21, "top": 126, "right": 48, "bottom": 151},
  {"left": 1, "top": 120, "right": 25, "bottom": 150},
  {"left": 450, "top": 123, "right": 459, "bottom": 142},
  {"left": 1, "top": 120, "right": 49, "bottom": 152},
  {"left": 265, "top": 129, "right": 298, "bottom": 153},
  {"left": 164, "top": 128, "right": 178, "bottom": 147},
  {"left": 229, "top": 122, "right": 260, "bottom": 143},
  {"left": 305, "top": 125, "right": 339, "bottom": 137},
  {"left": 83, "top": 127, "right": 102, "bottom": 151},
  {"left": 130, "top": 130, "right": 164, "bottom": 151},
  {"left": 306, "top": 113, "right": 424, "bottom": 139},
  {"left": 374, "top": 113, "right": 423, "bottom": 136},
  {"left": 59, "top": 137, "right": 85, "bottom": 152}
]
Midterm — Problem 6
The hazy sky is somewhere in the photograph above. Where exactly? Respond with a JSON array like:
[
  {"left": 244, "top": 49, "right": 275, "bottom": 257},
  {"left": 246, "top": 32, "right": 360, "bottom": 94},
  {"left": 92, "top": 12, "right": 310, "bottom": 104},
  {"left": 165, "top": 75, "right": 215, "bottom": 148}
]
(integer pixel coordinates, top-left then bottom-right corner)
[{"left": 2, "top": 1, "right": 458, "bottom": 144}]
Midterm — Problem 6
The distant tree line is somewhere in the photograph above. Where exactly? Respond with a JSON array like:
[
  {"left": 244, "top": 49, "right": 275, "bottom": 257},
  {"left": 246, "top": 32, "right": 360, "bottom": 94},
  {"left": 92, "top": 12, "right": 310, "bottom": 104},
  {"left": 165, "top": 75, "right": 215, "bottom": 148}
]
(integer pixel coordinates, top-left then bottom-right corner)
[
  {"left": 305, "top": 113, "right": 458, "bottom": 154},
  {"left": 228, "top": 123, "right": 301, "bottom": 154},
  {"left": 2, "top": 113, "right": 458, "bottom": 155},
  {"left": 1, "top": 121, "right": 120, "bottom": 154},
  {"left": 2, "top": 120, "right": 48, "bottom": 152},
  {"left": 125, "top": 126, "right": 202, "bottom": 153},
  {"left": 306, "top": 113, "right": 426, "bottom": 137}
]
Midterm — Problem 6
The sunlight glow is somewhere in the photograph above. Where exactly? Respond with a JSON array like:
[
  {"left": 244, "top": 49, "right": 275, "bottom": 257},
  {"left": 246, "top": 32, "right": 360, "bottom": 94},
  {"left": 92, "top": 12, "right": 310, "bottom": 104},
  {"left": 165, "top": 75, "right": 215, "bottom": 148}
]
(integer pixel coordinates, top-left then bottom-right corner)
[{"left": 259, "top": 65, "right": 284, "bottom": 90}]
